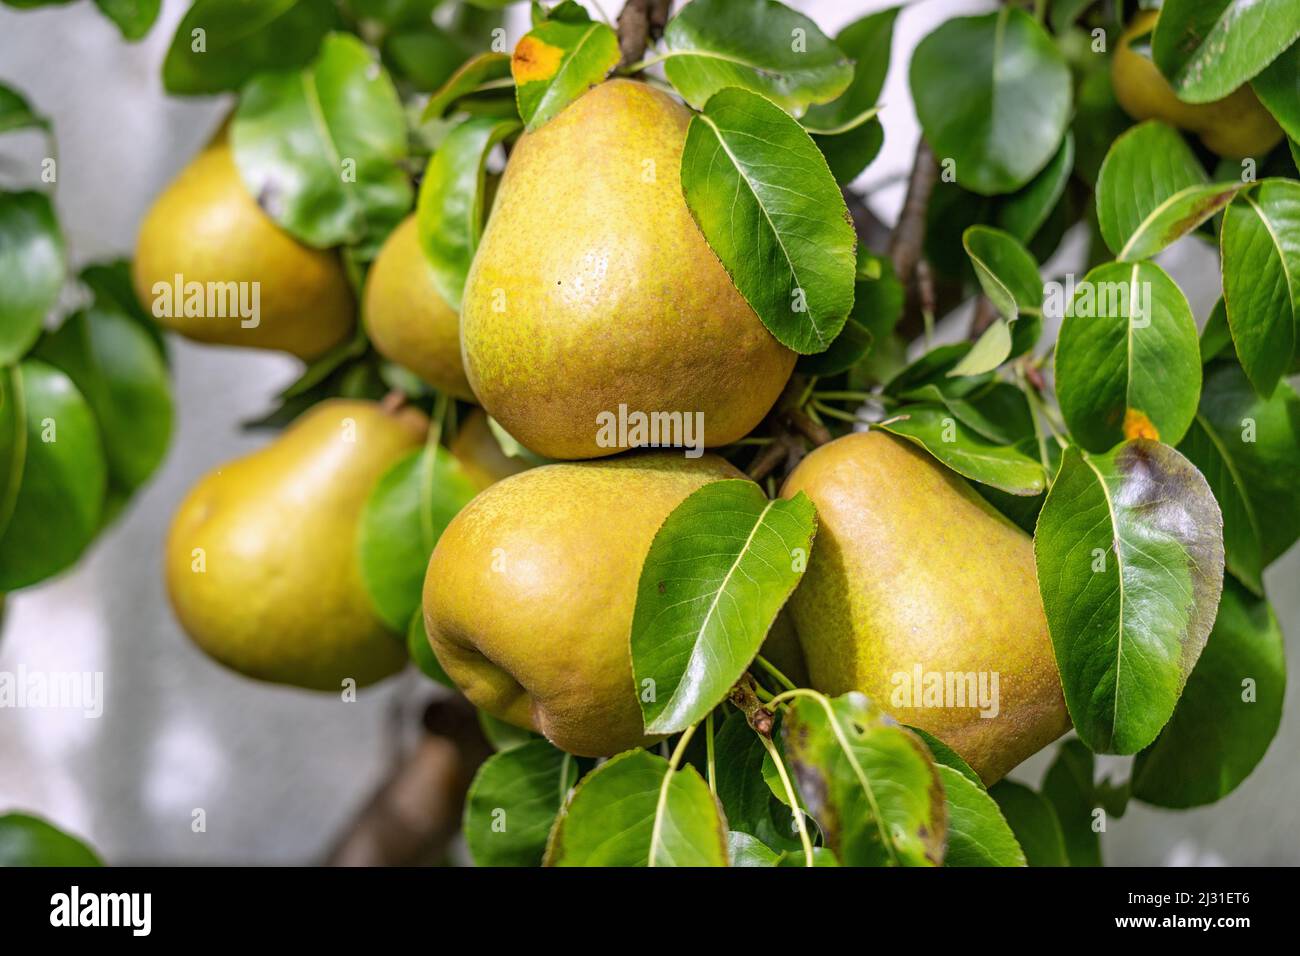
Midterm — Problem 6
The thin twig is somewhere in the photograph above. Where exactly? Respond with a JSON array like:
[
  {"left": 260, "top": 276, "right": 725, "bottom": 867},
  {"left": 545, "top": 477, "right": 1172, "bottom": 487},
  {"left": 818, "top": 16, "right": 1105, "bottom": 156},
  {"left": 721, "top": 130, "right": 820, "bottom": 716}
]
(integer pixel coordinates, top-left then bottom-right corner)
[{"left": 617, "top": 0, "right": 671, "bottom": 69}]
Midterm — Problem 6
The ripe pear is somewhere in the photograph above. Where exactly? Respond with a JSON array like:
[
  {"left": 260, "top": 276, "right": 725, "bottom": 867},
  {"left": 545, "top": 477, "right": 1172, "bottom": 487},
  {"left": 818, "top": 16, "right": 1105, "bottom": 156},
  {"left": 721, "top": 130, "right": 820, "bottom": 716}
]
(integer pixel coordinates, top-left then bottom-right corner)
[
  {"left": 460, "top": 79, "right": 796, "bottom": 460},
  {"left": 364, "top": 214, "right": 475, "bottom": 400},
  {"left": 449, "top": 409, "right": 530, "bottom": 491},
  {"left": 166, "top": 400, "right": 426, "bottom": 690},
  {"left": 781, "top": 432, "right": 1069, "bottom": 783},
  {"left": 132, "top": 140, "right": 355, "bottom": 358},
  {"left": 1112, "top": 11, "right": 1283, "bottom": 158},
  {"left": 423, "top": 452, "right": 743, "bottom": 755}
]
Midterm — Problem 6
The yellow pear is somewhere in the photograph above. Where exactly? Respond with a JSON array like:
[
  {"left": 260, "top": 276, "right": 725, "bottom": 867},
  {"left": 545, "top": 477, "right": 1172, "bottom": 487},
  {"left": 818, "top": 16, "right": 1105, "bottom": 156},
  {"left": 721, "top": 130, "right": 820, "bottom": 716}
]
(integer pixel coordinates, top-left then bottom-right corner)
[
  {"left": 1112, "top": 11, "right": 1283, "bottom": 158},
  {"left": 166, "top": 400, "right": 426, "bottom": 690},
  {"left": 449, "top": 409, "right": 530, "bottom": 491},
  {"left": 363, "top": 214, "right": 475, "bottom": 400},
  {"left": 780, "top": 432, "right": 1070, "bottom": 783},
  {"left": 460, "top": 79, "right": 796, "bottom": 460},
  {"left": 423, "top": 452, "right": 743, "bottom": 755},
  {"left": 132, "top": 140, "right": 355, "bottom": 358}
]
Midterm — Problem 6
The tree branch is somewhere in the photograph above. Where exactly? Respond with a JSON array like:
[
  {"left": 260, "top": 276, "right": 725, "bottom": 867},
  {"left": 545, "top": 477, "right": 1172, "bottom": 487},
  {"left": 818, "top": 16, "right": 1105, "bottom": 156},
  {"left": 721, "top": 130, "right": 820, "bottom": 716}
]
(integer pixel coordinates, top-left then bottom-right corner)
[
  {"left": 888, "top": 139, "right": 938, "bottom": 288},
  {"left": 617, "top": 0, "right": 672, "bottom": 68}
]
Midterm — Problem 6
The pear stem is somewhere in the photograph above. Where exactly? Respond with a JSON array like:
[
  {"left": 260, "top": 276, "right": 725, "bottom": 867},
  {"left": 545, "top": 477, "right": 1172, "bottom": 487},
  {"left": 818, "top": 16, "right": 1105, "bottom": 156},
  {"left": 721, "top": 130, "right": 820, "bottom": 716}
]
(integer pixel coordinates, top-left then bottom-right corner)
[{"left": 754, "top": 654, "right": 797, "bottom": 692}]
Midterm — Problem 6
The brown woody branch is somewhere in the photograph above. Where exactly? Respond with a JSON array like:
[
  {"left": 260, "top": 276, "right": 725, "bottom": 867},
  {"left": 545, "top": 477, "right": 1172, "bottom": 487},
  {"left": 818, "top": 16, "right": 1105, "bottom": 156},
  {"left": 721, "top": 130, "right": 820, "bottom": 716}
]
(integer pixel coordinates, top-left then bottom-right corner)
[{"left": 617, "top": 0, "right": 672, "bottom": 68}]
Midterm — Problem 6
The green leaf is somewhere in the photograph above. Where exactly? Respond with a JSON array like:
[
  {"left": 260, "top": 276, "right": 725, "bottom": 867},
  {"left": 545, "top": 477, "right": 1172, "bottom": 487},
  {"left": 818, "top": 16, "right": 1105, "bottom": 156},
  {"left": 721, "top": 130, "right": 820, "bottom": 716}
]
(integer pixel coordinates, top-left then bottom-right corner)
[
  {"left": 421, "top": 52, "right": 513, "bottom": 121},
  {"left": 407, "top": 609, "right": 452, "bottom": 687},
  {"left": 162, "top": 0, "right": 337, "bottom": 95},
  {"left": 93, "top": 0, "right": 160, "bottom": 40},
  {"left": 0, "top": 190, "right": 66, "bottom": 365},
  {"left": 713, "top": 710, "right": 802, "bottom": 852},
  {"left": 1152, "top": 0, "right": 1300, "bottom": 104},
  {"left": 908, "top": 726, "right": 983, "bottom": 789},
  {"left": 511, "top": 13, "right": 618, "bottom": 130},
  {"left": 938, "top": 765, "right": 1025, "bottom": 867},
  {"left": 1055, "top": 260, "right": 1201, "bottom": 451},
  {"left": 728, "top": 830, "right": 781, "bottom": 866},
  {"left": 0, "top": 813, "right": 102, "bottom": 866},
  {"left": 804, "top": 248, "right": 900, "bottom": 377},
  {"left": 998, "top": 131, "right": 1074, "bottom": 243},
  {"left": 544, "top": 749, "right": 728, "bottom": 867},
  {"left": 988, "top": 779, "right": 1069, "bottom": 866},
  {"left": 681, "top": 87, "right": 856, "bottom": 354},
  {"left": 0, "top": 361, "right": 107, "bottom": 590},
  {"left": 231, "top": 32, "right": 411, "bottom": 248},
  {"left": 1177, "top": 361, "right": 1300, "bottom": 595},
  {"left": 1220, "top": 179, "right": 1300, "bottom": 397},
  {"left": 900, "top": 381, "right": 1035, "bottom": 447},
  {"left": 1034, "top": 441, "right": 1225, "bottom": 754},
  {"left": 0, "top": 370, "right": 25, "bottom": 540},
  {"left": 661, "top": 0, "right": 853, "bottom": 118},
  {"left": 1131, "top": 576, "right": 1286, "bottom": 808},
  {"left": 783, "top": 691, "right": 946, "bottom": 867},
  {"left": 79, "top": 260, "right": 168, "bottom": 361},
  {"left": 631, "top": 480, "right": 816, "bottom": 735},
  {"left": 1095, "top": 121, "right": 1241, "bottom": 261},
  {"left": 1200, "top": 297, "right": 1234, "bottom": 365},
  {"left": 878, "top": 406, "right": 1046, "bottom": 496},
  {"left": 1040, "top": 739, "right": 1101, "bottom": 866},
  {"left": 416, "top": 115, "right": 520, "bottom": 311},
  {"left": 465, "top": 739, "right": 577, "bottom": 866},
  {"left": 0, "top": 82, "right": 49, "bottom": 135},
  {"left": 358, "top": 442, "right": 478, "bottom": 631},
  {"left": 951, "top": 226, "right": 1043, "bottom": 376},
  {"left": 795, "top": 317, "right": 872, "bottom": 377},
  {"left": 909, "top": 8, "right": 1071, "bottom": 195},
  {"left": 383, "top": 25, "right": 469, "bottom": 93},
  {"left": 1251, "top": 42, "right": 1300, "bottom": 141},
  {"left": 33, "top": 305, "right": 172, "bottom": 495}
]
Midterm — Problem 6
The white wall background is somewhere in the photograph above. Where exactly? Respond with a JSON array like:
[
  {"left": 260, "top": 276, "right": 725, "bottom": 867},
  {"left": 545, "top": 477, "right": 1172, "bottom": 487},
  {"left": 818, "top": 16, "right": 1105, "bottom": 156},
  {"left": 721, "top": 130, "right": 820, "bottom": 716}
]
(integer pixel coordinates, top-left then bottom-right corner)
[{"left": 0, "top": 0, "right": 1296, "bottom": 864}]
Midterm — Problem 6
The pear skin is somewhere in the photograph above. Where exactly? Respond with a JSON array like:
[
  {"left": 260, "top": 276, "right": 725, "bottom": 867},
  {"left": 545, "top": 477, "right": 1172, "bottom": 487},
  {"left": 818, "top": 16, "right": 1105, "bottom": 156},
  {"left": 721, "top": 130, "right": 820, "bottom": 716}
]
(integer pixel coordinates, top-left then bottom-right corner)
[
  {"left": 450, "top": 409, "right": 530, "bottom": 491},
  {"left": 423, "top": 451, "right": 744, "bottom": 755},
  {"left": 364, "top": 215, "right": 475, "bottom": 400},
  {"left": 780, "top": 432, "right": 1070, "bottom": 783},
  {"left": 1112, "top": 12, "right": 1283, "bottom": 158},
  {"left": 132, "top": 141, "right": 355, "bottom": 358},
  {"left": 460, "top": 79, "right": 796, "bottom": 460},
  {"left": 166, "top": 400, "right": 426, "bottom": 690}
]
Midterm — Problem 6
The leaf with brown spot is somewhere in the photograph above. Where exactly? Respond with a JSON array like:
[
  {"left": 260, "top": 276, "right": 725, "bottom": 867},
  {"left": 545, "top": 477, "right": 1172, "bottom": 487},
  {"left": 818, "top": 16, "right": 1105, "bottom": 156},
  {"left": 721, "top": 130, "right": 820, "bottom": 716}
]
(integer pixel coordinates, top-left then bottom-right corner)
[{"left": 511, "top": 12, "right": 619, "bottom": 131}]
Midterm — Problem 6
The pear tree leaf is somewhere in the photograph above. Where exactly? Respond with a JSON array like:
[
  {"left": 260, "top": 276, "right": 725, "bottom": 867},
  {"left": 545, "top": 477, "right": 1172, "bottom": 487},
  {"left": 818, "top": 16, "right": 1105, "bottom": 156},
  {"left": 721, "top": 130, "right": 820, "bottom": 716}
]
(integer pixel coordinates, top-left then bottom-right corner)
[
  {"left": 544, "top": 749, "right": 728, "bottom": 867},
  {"left": 899, "top": 381, "right": 1035, "bottom": 447},
  {"left": 783, "top": 691, "right": 946, "bottom": 867},
  {"left": 1095, "top": 121, "right": 1242, "bottom": 261},
  {"left": 232, "top": 32, "right": 411, "bottom": 249},
  {"left": 798, "top": 249, "right": 899, "bottom": 375},
  {"left": 681, "top": 87, "right": 856, "bottom": 354},
  {"left": 1251, "top": 42, "right": 1300, "bottom": 141},
  {"left": 661, "top": 0, "right": 853, "bottom": 118},
  {"left": 998, "top": 131, "right": 1074, "bottom": 243},
  {"left": 1177, "top": 361, "right": 1300, "bottom": 595},
  {"left": 162, "top": 0, "right": 338, "bottom": 95},
  {"left": 0, "top": 813, "right": 102, "bottom": 866},
  {"left": 465, "top": 739, "right": 578, "bottom": 867},
  {"left": 882, "top": 343, "right": 978, "bottom": 396},
  {"left": 33, "top": 304, "right": 173, "bottom": 495},
  {"left": 938, "top": 765, "right": 1026, "bottom": 867},
  {"left": 0, "top": 361, "right": 107, "bottom": 591},
  {"left": 908, "top": 726, "right": 983, "bottom": 789},
  {"left": 728, "top": 830, "right": 781, "bottom": 867},
  {"left": 0, "top": 190, "right": 66, "bottom": 365},
  {"left": 1033, "top": 440, "right": 1225, "bottom": 754},
  {"left": 1131, "top": 576, "right": 1286, "bottom": 808},
  {"left": 0, "top": 370, "right": 24, "bottom": 540},
  {"left": 1199, "top": 297, "right": 1234, "bottom": 365},
  {"left": 1152, "top": 0, "right": 1300, "bottom": 104},
  {"left": 909, "top": 9, "right": 1071, "bottom": 195},
  {"left": 631, "top": 480, "right": 816, "bottom": 735},
  {"left": 713, "top": 710, "right": 803, "bottom": 852},
  {"left": 878, "top": 405, "right": 1046, "bottom": 496},
  {"left": 421, "top": 52, "right": 513, "bottom": 121},
  {"left": 510, "top": 10, "right": 618, "bottom": 130},
  {"left": 416, "top": 115, "right": 520, "bottom": 311},
  {"left": 407, "top": 610, "right": 452, "bottom": 687},
  {"left": 988, "top": 780, "right": 1069, "bottom": 867},
  {"left": 93, "top": 0, "right": 161, "bottom": 40},
  {"left": 79, "top": 260, "right": 168, "bottom": 361},
  {"left": 950, "top": 226, "right": 1043, "bottom": 376},
  {"left": 1055, "top": 261, "right": 1201, "bottom": 452},
  {"left": 1040, "top": 739, "right": 1101, "bottom": 867},
  {"left": 1220, "top": 179, "right": 1300, "bottom": 398},
  {"left": 0, "top": 83, "right": 50, "bottom": 135},
  {"left": 357, "top": 442, "right": 478, "bottom": 631},
  {"left": 382, "top": 24, "right": 471, "bottom": 93}
]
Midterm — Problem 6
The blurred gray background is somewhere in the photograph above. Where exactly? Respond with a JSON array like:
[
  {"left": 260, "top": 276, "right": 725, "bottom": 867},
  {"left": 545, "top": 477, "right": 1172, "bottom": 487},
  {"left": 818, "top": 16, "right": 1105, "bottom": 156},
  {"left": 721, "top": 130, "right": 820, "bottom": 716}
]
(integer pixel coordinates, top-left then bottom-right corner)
[{"left": 0, "top": 0, "right": 1296, "bottom": 864}]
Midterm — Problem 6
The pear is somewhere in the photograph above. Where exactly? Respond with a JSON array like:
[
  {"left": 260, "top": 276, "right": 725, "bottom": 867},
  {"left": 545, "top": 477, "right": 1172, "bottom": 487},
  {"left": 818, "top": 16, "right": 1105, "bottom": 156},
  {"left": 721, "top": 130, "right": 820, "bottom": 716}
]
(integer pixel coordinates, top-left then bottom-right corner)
[
  {"left": 132, "top": 140, "right": 355, "bottom": 358},
  {"left": 1112, "top": 11, "right": 1282, "bottom": 158},
  {"left": 166, "top": 399, "right": 425, "bottom": 689},
  {"left": 364, "top": 214, "right": 475, "bottom": 400},
  {"left": 449, "top": 409, "right": 530, "bottom": 491},
  {"left": 780, "top": 432, "right": 1069, "bottom": 783},
  {"left": 460, "top": 79, "right": 796, "bottom": 460},
  {"left": 423, "top": 451, "right": 743, "bottom": 755}
]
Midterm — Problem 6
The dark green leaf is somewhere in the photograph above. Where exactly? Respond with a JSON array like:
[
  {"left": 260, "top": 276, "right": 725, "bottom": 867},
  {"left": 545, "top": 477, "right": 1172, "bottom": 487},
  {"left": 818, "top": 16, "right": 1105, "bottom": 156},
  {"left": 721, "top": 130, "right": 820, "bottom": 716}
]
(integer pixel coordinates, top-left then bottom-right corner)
[
  {"left": 662, "top": 0, "right": 853, "bottom": 117},
  {"left": 998, "top": 131, "right": 1074, "bottom": 243},
  {"left": 814, "top": 120, "right": 884, "bottom": 186},
  {"left": 1131, "top": 576, "right": 1286, "bottom": 808},
  {"left": 421, "top": 52, "right": 513, "bottom": 120},
  {"left": 93, "top": 0, "right": 160, "bottom": 40},
  {"left": 1152, "top": 0, "right": 1300, "bottom": 104},
  {"left": 713, "top": 710, "right": 802, "bottom": 852},
  {"left": 909, "top": 726, "right": 983, "bottom": 789},
  {"left": 1034, "top": 441, "right": 1225, "bottom": 753},
  {"left": 952, "top": 226, "right": 1043, "bottom": 376},
  {"left": 1199, "top": 297, "right": 1233, "bottom": 364},
  {"left": 900, "top": 381, "right": 1035, "bottom": 447},
  {"left": 728, "top": 830, "right": 781, "bottom": 866},
  {"left": 511, "top": 12, "right": 618, "bottom": 130},
  {"left": 1251, "top": 41, "right": 1300, "bottom": 141},
  {"left": 0, "top": 190, "right": 65, "bottom": 365},
  {"left": 383, "top": 25, "right": 468, "bottom": 92},
  {"left": 909, "top": 9, "right": 1071, "bottom": 195},
  {"left": 1040, "top": 739, "right": 1101, "bottom": 866},
  {"left": 938, "top": 765, "right": 1025, "bottom": 867},
  {"left": 681, "top": 87, "right": 856, "bottom": 354},
  {"left": 988, "top": 779, "right": 1069, "bottom": 866},
  {"left": 0, "top": 83, "right": 49, "bottom": 135},
  {"left": 879, "top": 406, "right": 1046, "bottom": 495},
  {"left": 79, "top": 260, "right": 168, "bottom": 360},
  {"left": 0, "top": 813, "right": 102, "bottom": 866},
  {"left": 465, "top": 739, "right": 577, "bottom": 866}
]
